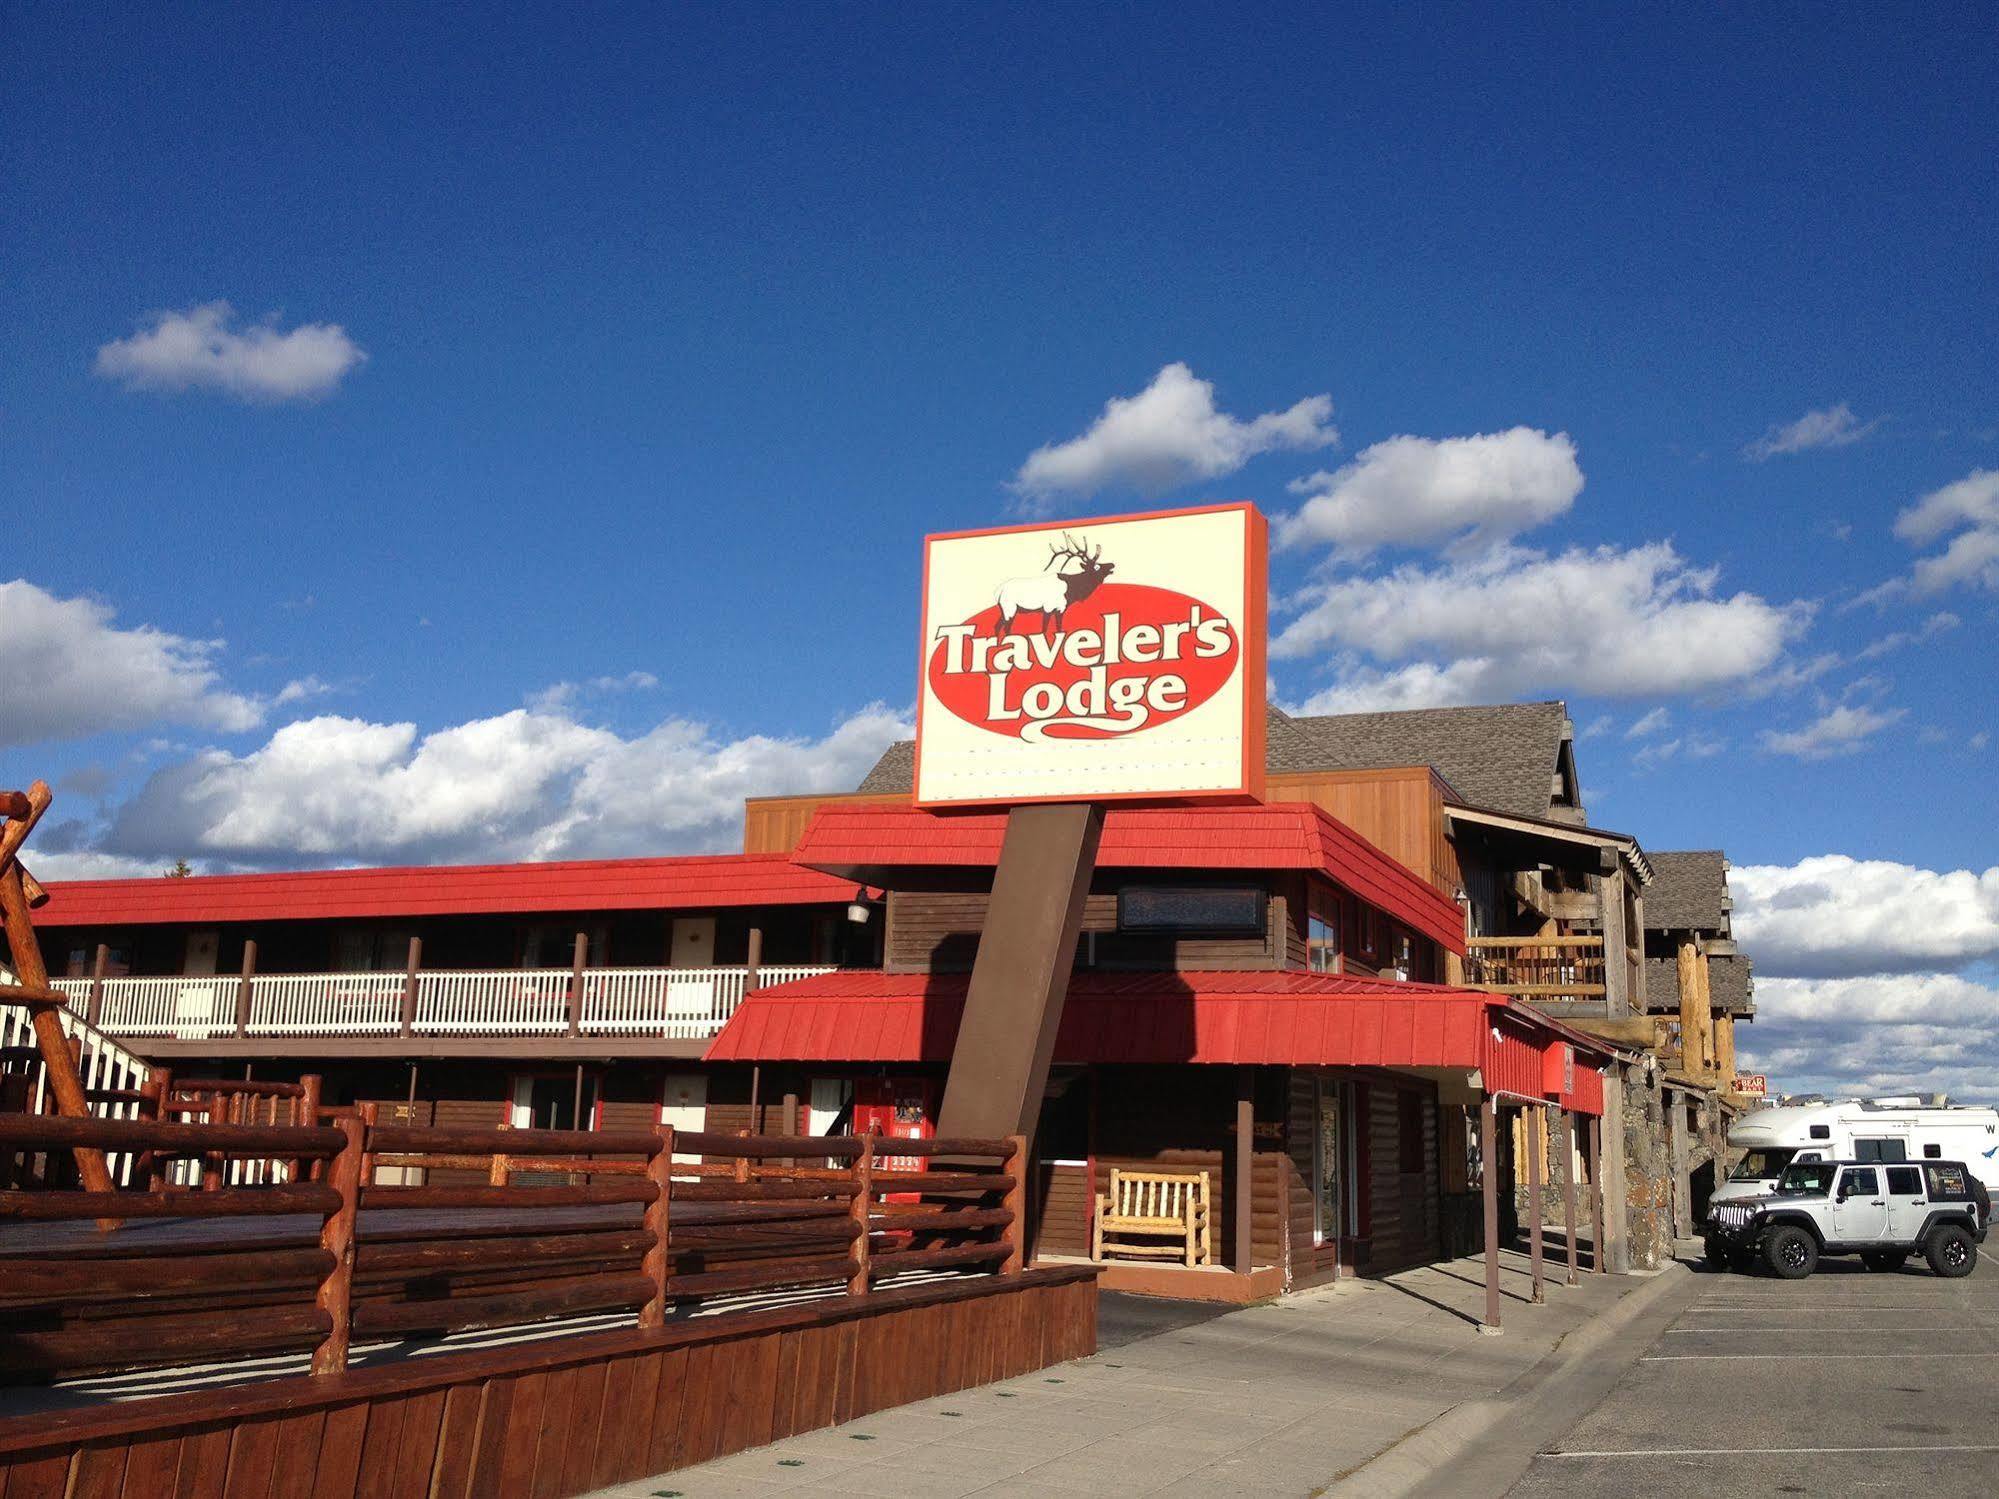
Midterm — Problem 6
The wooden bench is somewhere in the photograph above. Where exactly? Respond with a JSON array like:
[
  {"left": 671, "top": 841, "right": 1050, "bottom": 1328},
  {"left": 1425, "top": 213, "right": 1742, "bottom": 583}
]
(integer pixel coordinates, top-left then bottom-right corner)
[{"left": 1091, "top": 1168, "right": 1213, "bottom": 1267}]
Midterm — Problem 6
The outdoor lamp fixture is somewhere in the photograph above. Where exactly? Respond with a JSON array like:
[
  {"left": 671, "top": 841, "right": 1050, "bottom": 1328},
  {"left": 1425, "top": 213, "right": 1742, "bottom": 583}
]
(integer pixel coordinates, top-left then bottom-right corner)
[{"left": 846, "top": 888, "right": 873, "bottom": 925}]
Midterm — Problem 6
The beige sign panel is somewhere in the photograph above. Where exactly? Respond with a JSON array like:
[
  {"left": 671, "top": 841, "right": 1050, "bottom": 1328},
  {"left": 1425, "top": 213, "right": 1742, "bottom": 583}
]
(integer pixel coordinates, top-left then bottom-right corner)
[{"left": 914, "top": 502, "right": 1267, "bottom": 807}]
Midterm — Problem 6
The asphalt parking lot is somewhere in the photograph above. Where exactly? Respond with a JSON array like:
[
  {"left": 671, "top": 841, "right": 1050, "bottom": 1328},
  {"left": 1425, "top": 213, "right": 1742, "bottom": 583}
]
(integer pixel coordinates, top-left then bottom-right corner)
[{"left": 1509, "top": 1252, "right": 1999, "bottom": 1497}]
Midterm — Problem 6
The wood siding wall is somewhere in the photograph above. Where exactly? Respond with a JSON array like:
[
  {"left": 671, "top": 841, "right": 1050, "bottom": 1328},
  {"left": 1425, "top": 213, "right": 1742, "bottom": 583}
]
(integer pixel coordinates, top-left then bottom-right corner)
[
  {"left": 742, "top": 792, "right": 908, "bottom": 855},
  {"left": 1265, "top": 768, "right": 1460, "bottom": 896},
  {"left": 0, "top": 1271, "right": 1098, "bottom": 1499}
]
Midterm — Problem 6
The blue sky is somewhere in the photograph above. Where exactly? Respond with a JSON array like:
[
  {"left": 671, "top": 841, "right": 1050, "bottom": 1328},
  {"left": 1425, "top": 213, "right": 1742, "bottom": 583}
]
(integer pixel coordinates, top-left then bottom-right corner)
[{"left": 4, "top": 6, "right": 1996, "bottom": 1098}]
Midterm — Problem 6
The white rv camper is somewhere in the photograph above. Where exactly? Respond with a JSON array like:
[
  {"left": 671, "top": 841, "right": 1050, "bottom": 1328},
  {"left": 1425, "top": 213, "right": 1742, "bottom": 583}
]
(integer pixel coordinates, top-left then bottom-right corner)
[{"left": 1715, "top": 1097, "right": 1999, "bottom": 1205}]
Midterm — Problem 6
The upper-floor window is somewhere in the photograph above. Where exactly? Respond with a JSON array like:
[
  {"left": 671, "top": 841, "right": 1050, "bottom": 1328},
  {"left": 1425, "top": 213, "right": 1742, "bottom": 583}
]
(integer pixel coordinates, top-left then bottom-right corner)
[
  {"left": 1117, "top": 885, "right": 1265, "bottom": 937},
  {"left": 1307, "top": 886, "right": 1343, "bottom": 973}
]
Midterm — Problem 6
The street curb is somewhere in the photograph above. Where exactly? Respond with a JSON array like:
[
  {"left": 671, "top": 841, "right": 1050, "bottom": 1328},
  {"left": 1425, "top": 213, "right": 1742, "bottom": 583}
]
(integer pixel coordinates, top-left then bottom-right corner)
[{"left": 1322, "top": 1262, "right": 1697, "bottom": 1498}]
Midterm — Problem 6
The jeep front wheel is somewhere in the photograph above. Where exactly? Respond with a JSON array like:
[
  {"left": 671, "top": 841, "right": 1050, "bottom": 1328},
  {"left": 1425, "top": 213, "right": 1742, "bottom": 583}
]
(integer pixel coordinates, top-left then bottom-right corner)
[
  {"left": 1764, "top": 1225, "right": 1818, "bottom": 1279},
  {"left": 1925, "top": 1224, "right": 1977, "bottom": 1279}
]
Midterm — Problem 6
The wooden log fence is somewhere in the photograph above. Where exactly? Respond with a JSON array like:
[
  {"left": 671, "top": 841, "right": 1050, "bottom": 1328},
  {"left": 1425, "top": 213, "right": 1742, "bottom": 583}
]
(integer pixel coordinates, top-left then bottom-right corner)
[{"left": 0, "top": 1112, "right": 1027, "bottom": 1387}]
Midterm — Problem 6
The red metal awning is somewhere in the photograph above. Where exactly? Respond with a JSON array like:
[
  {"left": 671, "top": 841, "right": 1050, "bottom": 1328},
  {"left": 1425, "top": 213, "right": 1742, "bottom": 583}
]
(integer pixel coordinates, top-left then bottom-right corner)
[
  {"left": 33, "top": 852, "right": 858, "bottom": 928},
  {"left": 705, "top": 969, "right": 1611, "bottom": 1113},
  {"left": 792, "top": 801, "right": 1468, "bottom": 954}
]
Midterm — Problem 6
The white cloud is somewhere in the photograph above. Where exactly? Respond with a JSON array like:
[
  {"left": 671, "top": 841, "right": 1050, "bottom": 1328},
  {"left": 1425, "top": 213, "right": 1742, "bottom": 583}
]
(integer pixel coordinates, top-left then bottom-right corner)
[
  {"left": 0, "top": 580, "right": 263, "bottom": 749},
  {"left": 1626, "top": 707, "right": 1671, "bottom": 739},
  {"left": 1854, "top": 612, "right": 1959, "bottom": 659},
  {"left": 1856, "top": 469, "right": 1999, "bottom": 603},
  {"left": 1273, "top": 542, "right": 1807, "bottom": 712},
  {"left": 1742, "top": 402, "right": 1882, "bottom": 461},
  {"left": 1278, "top": 428, "right": 1582, "bottom": 553},
  {"left": 94, "top": 301, "right": 365, "bottom": 402},
  {"left": 1734, "top": 856, "right": 1999, "bottom": 978},
  {"left": 96, "top": 702, "right": 911, "bottom": 868},
  {"left": 1012, "top": 363, "right": 1336, "bottom": 503},
  {"left": 274, "top": 675, "right": 336, "bottom": 707},
  {"left": 1739, "top": 974, "right": 1999, "bottom": 1103},
  {"left": 527, "top": 671, "right": 662, "bottom": 714},
  {"left": 1632, "top": 731, "right": 1725, "bottom": 767},
  {"left": 1758, "top": 703, "right": 1904, "bottom": 759}
]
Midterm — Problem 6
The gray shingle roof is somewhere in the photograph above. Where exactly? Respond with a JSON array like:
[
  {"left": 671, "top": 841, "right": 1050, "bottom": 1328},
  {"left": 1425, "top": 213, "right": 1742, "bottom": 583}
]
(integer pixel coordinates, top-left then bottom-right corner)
[
  {"left": 857, "top": 700, "right": 1573, "bottom": 820},
  {"left": 1643, "top": 952, "right": 1755, "bottom": 1016},
  {"left": 1644, "top": 851, "right": 1731, "bottom": 932},
  {"left": 1274, "top": 702, "right": 1571, "bottom": 819}
]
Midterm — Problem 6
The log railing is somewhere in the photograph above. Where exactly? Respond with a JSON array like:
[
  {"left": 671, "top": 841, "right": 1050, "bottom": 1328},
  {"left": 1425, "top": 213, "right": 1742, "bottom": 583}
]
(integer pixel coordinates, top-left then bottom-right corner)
[
  {"left": 0, "top": 1004, "right": 156, "bottom": 1188},
  {"left": 0, "top": 1114, "right": 1025, "bottom": 1387},
  {"left": 1463, "top": 935, "right": 1607, "bottom": 999}
]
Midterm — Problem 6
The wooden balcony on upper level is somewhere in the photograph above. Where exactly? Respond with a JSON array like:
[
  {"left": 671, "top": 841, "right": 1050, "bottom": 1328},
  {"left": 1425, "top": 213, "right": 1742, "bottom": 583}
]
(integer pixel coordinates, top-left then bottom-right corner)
[
  {"left": 49, "top": 963, "right": 835, "bottom": 1059},
  {"left": 1462, "top": 935, "right": 1606, "bottom": 1001}
]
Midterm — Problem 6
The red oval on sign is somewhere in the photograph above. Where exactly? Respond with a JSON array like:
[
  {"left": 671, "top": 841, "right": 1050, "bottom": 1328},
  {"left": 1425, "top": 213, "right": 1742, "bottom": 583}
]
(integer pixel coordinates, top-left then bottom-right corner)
[{"left": 926, "top": 582, "right": 1239, "bottom": 741}]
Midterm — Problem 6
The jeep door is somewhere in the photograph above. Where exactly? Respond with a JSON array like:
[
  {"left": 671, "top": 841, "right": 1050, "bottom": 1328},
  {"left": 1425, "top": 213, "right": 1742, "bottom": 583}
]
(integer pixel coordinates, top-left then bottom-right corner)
[
  {"left": 1883, "top": 1165, "right": 1929, "bottom": 1241},
  {"left": 1830, "top": 1165, "right": 1890, "bottom": 1242}
]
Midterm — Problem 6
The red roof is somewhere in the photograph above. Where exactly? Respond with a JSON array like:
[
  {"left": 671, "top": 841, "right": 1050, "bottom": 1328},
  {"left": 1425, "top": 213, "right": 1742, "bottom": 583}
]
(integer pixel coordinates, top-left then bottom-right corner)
[
  {"left": 32, "top": 853, "right": 858, "bottom": 928},
  {"left": 704, "top": 969, "right": 1610, "bottom": 1111},
  {"left": 793, "top": 802, "right": 1467, "bottom": 953}
]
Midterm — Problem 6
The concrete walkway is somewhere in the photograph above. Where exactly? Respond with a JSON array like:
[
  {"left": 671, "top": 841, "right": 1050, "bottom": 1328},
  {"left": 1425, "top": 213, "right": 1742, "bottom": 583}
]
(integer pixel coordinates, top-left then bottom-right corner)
[{"left": 586, "top": 1244, "right": 1686, "bottom": 1499}]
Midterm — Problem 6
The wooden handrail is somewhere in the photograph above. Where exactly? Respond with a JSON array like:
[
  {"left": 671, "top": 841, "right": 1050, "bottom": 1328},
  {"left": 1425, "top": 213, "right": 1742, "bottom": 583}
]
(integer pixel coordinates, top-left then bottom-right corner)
[
  {"left": 1465, "top": 935, "right": 1605, "bottom": 949},
  {"left": 0, "top": 1112, "right": 347, "bottom": 1156}
]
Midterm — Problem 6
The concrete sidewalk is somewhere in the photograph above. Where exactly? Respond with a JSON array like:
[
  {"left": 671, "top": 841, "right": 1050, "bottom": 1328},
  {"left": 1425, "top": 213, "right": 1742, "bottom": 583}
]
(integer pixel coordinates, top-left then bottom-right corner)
[{"left": 587, "top": 1244, "right": 1687, "bottom": 1499}]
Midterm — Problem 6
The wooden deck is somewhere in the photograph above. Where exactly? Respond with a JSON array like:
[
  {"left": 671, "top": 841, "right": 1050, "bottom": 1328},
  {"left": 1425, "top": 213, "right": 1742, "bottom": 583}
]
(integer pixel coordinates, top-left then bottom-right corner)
[{"left": 0, "top": 1266, "right": 1098, "bottom": 1499}]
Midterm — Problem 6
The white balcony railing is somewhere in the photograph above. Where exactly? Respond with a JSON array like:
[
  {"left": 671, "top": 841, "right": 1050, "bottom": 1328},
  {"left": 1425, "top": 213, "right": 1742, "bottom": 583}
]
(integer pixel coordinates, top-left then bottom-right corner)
[{"left": 56, "top": 965, "right": 832, "bottom": 1042}]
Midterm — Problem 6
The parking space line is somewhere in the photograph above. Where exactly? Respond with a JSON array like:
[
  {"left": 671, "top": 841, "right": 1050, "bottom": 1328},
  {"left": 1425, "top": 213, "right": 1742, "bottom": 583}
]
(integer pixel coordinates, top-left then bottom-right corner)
[
  {"left": 1545, "top": 1444, "right": 1999, "bottom": 1458},
  {"left": 1665, "top": 1325, "right": 1974, "bottom": 1333},
  {"left": 1639, "top": 1359, "right": 1999, "bottom": 1367}
]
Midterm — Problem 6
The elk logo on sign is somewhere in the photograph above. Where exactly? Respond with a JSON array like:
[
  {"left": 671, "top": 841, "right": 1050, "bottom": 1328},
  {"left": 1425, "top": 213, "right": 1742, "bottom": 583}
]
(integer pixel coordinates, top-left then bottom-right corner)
[{"left": 927, "top": 531, "right": 1242, "bottom": 743}]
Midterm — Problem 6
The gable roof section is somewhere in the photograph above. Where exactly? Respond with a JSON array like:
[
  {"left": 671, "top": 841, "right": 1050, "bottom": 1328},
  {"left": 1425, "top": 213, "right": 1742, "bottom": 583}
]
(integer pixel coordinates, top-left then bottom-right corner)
[
  {"left": 792, "top": 800, "right": 1467, "bottom": 952},
  {"left": 1276, "top": 703, "right": 1572, "bottom": 819},
  {"left": 1644, "top": 850, "right": 1732, "bottom": 932},
  {"left": 32, "top": 853, "right": 857, "bottom": 929},
  {"left": 857, "top": 702, "right": 1574, "bottom": 820}
]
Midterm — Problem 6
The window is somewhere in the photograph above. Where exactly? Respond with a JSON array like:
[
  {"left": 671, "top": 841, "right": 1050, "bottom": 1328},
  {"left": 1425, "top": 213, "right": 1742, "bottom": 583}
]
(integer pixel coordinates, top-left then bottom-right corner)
[
  {"left": 511, "top": 1073, "right": 598, "bottom": 1131},
  {"left": 1117, "top": 885, "right": 1265, "bottom": 936},
  {"left": 1854, "top": 1138, "right": 1907, "bottom": 1163},
  {"left": 1886, "top": 1166, "right": 1923, "bottom": 1196},
  {"left": 1307, "top": 886, "right": 1344, "bottom": 973},
  {"left": 1839, "top": 1167, "right": 1880, "bottom": 1198},
  {"left": 336, "top": 928, "right": 415, "bottom": 972},
  {"left": 1399, "top": 1091, "right": 1425, "bottom": 1173},
  {"left": 1355, "top": 907, "right": 1384, "bottom": 962},
  {"left": 1808, "top": 1124, "right": 1831, "bottom": 1140},
  {"left": 1924, "top": 1143, "right": 1943, "bottom": 1159}
]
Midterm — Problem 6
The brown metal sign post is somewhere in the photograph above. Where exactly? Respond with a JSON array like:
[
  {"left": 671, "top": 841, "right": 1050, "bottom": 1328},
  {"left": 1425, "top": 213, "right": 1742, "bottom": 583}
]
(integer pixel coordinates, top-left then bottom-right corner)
[{"left": 936, "top": 803, "right": 1103, "bottom": 1147}]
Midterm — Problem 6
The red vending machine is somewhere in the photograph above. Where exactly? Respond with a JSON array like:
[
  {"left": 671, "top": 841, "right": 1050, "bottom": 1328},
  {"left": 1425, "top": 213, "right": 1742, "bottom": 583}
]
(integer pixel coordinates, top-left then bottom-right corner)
[{"left": 853, "top": 1077, "right": 936, "bottom": 1204}]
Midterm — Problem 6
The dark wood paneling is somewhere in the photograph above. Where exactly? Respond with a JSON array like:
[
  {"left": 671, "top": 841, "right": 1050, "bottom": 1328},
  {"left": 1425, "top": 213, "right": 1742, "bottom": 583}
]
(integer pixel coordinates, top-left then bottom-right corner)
[
  {"left": 886, "top": 890, "right": 1287, "bottom": 974},
  {"left": 0, "top": 1270, "right": 1098, "bottom": 1499}
]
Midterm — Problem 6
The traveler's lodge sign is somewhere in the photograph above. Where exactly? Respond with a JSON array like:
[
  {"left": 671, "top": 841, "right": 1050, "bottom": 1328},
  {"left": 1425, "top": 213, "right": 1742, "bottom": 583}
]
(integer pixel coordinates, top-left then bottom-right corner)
[{"left": 914, "top": 502, "right": 1266, "bottom": 807}]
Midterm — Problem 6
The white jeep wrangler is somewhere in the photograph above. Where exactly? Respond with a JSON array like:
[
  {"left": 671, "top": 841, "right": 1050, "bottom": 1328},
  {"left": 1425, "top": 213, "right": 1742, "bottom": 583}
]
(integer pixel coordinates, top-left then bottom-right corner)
[{"left": 1704, "top": 1158, "right": 1988, "bottom": 1280}]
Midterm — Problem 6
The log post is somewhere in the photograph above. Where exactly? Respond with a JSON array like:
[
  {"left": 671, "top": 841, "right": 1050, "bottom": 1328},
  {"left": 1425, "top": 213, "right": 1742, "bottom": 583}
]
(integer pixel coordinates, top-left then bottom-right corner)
[
  {"left": 1563, "top": 1110, "right": 1580, "bottom": 1286},
  {"left": 310, "top": 1112, "right": 365, "bottom": 1376},
  {"left": 744, "top": 926, "right": 762, "bottom": 995},
  {"left": 0, "top": 861, "right": 113, "bottom": 1195},
  {"left": 140, "top": 1066, "right": 173, "bottom": 1191},
  {"left": 1676, "top": 938, "right": 1703, "bottom": 1079},
  {"left": 87, "top": 943, "right": 109, "bottom": 1027},
  {"left": 234, "top": 940, "right": 257, "bottom": 1038},
  {"left": 847, "top": 1131, "right": 875, "bottom": 1295},
  {"left": 357, "top": 1101, "right": 380, "bottom": 1187},
  {"left": 1480, "top": 1095, "right": 1500, "bottom": 1332},
  {"left": 203, "top": 1088, "right": 229, "bottom": 1191},
  {"left": 401, "top": 936, "right": 422, "bottom": 1037},
  {"left": 639, "top": 1124, "right": 675, "bottom": 1329},
  {"left": 1000, "top": 1132, "right": 1028, "bottom": 1275},
  {"left": 1527, "top": 1104, "right": 1545, "bottom": 1303},
  {"left": 733, "top": 1128, "right": 751, "bottom": 1184},
  {"left": 567, "top": 931, "right": 587, "bottom": 1037},
  {"left": 781, "top": 1091, "right": 799, "bottom": 1168},
  {"left": 297, "top": 1074, "right": 324, "bottom": 1181},
  {"left": 1234, "top": 1066, "right": 1255, "bottom": 1274},
  {"left": 1588, "top": 1113, "right": 1607, "bottom": 1275}
]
